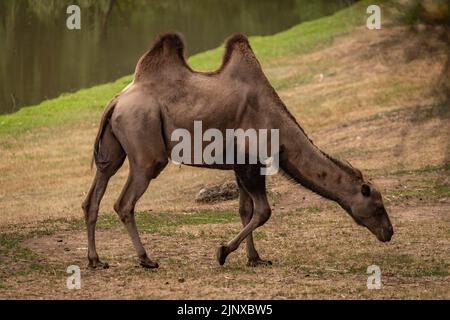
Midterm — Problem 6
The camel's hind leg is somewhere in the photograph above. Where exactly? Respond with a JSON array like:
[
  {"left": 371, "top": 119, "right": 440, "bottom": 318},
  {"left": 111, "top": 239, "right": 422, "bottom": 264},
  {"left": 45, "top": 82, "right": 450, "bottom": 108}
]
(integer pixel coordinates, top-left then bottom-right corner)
[
  {"left": 82, "top": 124, "right": 125, "bottom": 269},
  {"left": 236, "top": 176, "right": 272, "bottom": 267},
  {"left": 112, "top": 112, "right": 168, "bottom": 269},
  {"left": 113, "top": 157, "right": 167, "bottom": 268}
]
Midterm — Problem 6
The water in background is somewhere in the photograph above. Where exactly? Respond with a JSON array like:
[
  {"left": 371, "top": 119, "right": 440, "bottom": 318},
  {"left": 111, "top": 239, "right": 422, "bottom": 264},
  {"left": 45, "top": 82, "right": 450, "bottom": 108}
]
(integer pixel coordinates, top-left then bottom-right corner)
[{"left": 0, "top": 0, "right": 355, "bottom": 114}]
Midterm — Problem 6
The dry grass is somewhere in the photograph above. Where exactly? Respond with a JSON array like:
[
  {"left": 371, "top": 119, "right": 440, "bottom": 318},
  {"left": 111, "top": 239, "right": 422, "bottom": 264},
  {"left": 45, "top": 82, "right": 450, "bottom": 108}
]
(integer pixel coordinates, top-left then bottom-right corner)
[{"left": 0, "top": 25, "right": 449, "bottom": 299}]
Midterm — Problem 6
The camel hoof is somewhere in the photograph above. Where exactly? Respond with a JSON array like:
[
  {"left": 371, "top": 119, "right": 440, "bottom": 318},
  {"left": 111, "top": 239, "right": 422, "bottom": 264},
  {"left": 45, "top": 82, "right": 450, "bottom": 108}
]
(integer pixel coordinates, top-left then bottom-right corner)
[
  {"left": 216, "top": 245, "right": 228, "bottom": 266},
  {"left": 247, "top": 258, "right": 272, "bottom": 267},
  {"left": 88, "top": 258, "right": 109, "bottom": 269},
  {"left": 140, "top": 258, "right": 159, "bottom": 269}
]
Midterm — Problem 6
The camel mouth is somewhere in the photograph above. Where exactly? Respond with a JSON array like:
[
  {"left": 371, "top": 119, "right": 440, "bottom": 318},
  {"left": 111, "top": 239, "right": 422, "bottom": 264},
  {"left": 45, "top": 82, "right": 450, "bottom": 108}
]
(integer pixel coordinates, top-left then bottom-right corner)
[
  {"left": 374, "top": 226, "right": 394, "bottom": 242},
  {"left": 349, "top": 206, "right": 394, "bottom": 242},
  {"left": 352, "top": 216, "right": 394, "bottom": 242}
]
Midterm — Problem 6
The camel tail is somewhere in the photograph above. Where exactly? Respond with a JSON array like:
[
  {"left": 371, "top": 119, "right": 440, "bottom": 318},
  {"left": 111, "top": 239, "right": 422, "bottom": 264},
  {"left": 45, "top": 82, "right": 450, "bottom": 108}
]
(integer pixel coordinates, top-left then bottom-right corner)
[{"left": 91, "top": 100, "right": 117, "bottom": 170}]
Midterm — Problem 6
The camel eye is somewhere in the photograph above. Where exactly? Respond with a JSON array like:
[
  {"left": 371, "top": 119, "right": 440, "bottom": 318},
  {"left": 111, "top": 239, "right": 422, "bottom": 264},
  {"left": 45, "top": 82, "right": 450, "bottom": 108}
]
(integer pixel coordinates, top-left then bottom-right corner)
[{"left": 361, "top": 184, "right": 371, "bottom": 197}]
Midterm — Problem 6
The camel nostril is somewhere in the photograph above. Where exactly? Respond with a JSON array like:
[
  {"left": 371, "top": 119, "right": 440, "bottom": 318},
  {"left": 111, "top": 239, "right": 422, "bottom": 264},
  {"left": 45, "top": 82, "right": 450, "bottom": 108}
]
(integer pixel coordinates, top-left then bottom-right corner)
[
  {"left": 377, "top": 227, "right": 393, "bottom": 242},
  {"left": 384, "top": 228, "right": 393, "bottom": 241},
  {"left": 388, "top": 225, "right": 394, "bottom": 235}
]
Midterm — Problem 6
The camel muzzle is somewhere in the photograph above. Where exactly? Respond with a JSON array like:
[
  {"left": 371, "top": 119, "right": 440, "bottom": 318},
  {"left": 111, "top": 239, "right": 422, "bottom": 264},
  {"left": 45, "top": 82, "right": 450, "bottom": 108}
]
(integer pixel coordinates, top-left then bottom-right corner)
[{"left": 376, "top": 225, "right": 394, "bottom": 242}]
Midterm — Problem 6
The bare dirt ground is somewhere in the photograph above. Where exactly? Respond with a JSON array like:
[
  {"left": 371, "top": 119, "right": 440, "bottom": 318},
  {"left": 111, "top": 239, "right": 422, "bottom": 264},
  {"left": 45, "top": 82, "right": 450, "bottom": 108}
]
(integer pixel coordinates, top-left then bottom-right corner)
[{"left": 0, "top": 25, "right": 449, "bottom": 299}]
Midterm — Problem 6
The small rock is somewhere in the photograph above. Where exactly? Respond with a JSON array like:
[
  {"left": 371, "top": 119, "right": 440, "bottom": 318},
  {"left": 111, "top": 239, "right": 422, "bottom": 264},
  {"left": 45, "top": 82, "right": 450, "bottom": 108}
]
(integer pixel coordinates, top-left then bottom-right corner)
[
  {"left": 178, "top": 278, "right": 185, "bottom": 283},
  {"left": 195, "top": 181, "right": 239, "bottom": 203},
  {"left": 314, "top": 73, "right": 324, "bottom": 82}
]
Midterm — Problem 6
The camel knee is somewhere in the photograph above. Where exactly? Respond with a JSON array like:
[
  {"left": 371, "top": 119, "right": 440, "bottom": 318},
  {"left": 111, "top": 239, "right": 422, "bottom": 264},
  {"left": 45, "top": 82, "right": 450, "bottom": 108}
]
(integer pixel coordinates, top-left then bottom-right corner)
[
  {"left": 82, "top": 191, "right": 95, "bottom": 212},
  {"left": 82, "top": 198, "right": 97, "bottom": 213},
  {"left": 114, "top": 202, "right": 134, "bottom": 224},
  {"left": 84, "top": 205, "right": 99, "bottom": 225},
  {"left": 81, "top": 199, "right": 89, "bottom": 215},
  {"left": 239, "top": 203, "right": 252, "bottom": 215},
  {"left": 254, "top": 207, "right": 271, "bottom": 227},
  {"left": 82, "top": 197, "right": 97, "bottom": 220},
  {"left": 239, "top": 206, "right": 253, "bottom": 226},
  {"left": 118, "top": 210, "right": 134, "bottom": 224},
  {"left": 239, "top": 199, "right": 253, "bottom": 215}
]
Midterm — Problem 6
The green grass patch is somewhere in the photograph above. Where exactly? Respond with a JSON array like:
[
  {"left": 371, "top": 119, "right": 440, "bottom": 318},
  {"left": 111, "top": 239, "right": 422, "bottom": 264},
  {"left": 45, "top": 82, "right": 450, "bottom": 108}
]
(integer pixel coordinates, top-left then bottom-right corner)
[
  {"left": 269, "top": 57, "right": 337, "bottom": 90},
  {"left": 295, "top": 205, "right": 323, "bottom": 214},
  {"left": 348, "top": 252, "right": 450, "bottom": 278},
  {"left": 0, "top": 226, "right": 57, "bottom": 277},
  {"left": 94, "top": 209, "right": 238, "bottom": 234},
  {"left": 387, "top": 178, "right": 450, "bottom": 203},
  {"left": 137, "top": 210, "right": 238, "bottom": 234},
  {"left": 392, "top": 163, "right": 450, "bottom": 175},
  {"left": 0, "top": 75, "right": 133, "bottom": 138},
  {"left": 0, "top": 209, "right": 238, "bottom": 277},
  {"left": 253, "top": 231, "right": 268, "bottom": 241}
]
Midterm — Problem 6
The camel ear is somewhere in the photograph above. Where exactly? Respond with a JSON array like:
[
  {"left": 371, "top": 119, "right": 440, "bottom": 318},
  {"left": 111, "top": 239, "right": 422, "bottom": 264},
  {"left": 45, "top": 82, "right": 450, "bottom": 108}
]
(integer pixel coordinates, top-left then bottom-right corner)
[{"left": 361, "top": 184, "right": 371, "bottom": 197}]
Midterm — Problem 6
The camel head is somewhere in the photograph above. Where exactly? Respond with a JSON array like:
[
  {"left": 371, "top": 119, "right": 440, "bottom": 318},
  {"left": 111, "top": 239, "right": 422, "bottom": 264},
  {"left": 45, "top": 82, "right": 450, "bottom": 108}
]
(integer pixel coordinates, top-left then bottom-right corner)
[{"left": 346, "top": 181, "right": 393, "bottom": 242}]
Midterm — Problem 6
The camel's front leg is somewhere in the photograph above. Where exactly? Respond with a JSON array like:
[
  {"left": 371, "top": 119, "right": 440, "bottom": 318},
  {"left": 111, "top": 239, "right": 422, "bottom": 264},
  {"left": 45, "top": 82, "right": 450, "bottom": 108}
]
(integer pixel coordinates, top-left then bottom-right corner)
[
  {"left": 217, "top": 166, "right": 272, "bottom": 266},
  {"left": 236, "top": 175, "right": 272, "bottom": 267}
]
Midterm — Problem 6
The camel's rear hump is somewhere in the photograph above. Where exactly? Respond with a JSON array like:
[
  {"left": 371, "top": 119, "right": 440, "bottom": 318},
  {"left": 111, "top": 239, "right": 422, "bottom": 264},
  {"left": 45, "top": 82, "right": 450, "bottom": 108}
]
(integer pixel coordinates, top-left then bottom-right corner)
[{"left": 217, "top": 33, "right": 267, "bottom": 84}]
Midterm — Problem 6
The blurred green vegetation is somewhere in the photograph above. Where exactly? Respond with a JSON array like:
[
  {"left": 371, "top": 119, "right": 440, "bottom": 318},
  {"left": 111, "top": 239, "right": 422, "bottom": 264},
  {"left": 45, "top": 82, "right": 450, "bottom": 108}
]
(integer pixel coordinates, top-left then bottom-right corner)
[
  {"left": 0, "top": 0, "right": 358, "bottom": 21},
  {"left": 392, "top": 1, "right": 449, "bottom": 103},
  {"left": 394, "top": 0, "right": 449, "bottom": 26}
]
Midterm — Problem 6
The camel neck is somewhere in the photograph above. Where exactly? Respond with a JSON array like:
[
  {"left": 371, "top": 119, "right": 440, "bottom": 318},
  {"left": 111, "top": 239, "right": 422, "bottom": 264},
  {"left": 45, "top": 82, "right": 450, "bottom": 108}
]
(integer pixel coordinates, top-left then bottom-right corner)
[{"left": 277, "top": 114, "right": 361, "bottom": 209}]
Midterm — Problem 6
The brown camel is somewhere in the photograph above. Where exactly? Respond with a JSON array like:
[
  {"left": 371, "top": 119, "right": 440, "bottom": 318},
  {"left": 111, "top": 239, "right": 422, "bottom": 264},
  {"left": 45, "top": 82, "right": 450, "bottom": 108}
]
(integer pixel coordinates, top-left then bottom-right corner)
[{"left": 82, "top": 32, "right": 393, "bottom": 269}]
